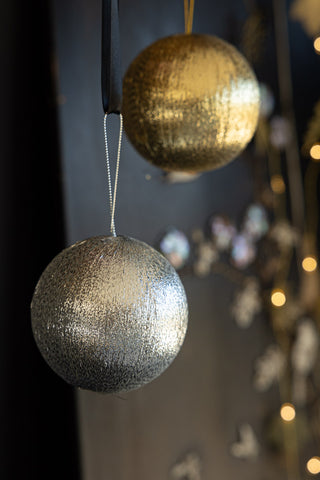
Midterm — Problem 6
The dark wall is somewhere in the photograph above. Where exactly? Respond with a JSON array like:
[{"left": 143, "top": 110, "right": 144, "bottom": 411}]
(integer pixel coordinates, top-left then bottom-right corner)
[
  {"left": 51, "top": 1, "right": 279, "bottom": 480},
  {"left": 0, "top": 1, "right": 79, "bottom": 478}
]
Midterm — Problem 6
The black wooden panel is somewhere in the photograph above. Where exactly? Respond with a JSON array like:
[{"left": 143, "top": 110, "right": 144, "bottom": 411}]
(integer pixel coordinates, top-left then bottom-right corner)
[{"left": 0, "top": 1, "right": 80, "bottom": 478}]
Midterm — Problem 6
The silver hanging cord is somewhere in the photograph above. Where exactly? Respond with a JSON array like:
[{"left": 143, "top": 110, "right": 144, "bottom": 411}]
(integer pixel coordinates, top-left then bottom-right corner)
[{"left": 103, "top": 113, "right": 123, "bottom": 237}]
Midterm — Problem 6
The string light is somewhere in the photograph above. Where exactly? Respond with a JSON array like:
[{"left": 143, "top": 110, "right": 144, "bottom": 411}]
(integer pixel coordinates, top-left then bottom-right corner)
[
  {"left": 280, "top": 403, "right": 296, "bottom": 422},
  {"left": 270, "top": 174, "right": 286, "bottom": 194},
  {"left": 314, "top": 36, "right": 320, "bottom": 54},
  {"left": 307, "top": 457, "right": 320, "bottom": 475},
  {"left": 271, "top": 288, "right": 286, "bottom": 307},
  {"left": 302, "top": 256, "right": 317, "bottom": 272},
  {"left": 310, "top": 143, "right": 320, "bottom": 161}
]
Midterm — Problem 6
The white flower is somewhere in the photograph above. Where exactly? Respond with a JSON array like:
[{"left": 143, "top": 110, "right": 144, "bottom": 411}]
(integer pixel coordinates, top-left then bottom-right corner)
[
  {"left": 270, "top": 116, "right": 292, "bottom": 149},
  {"left": 269, "top": 220, "right": 299, "bottom": 248},
  {"left": 194, "top": 241, "right": 218, "bottom": 277},
  {"left": 254, "top": 345, "right": 286, "bottom": 391},
  {"left": 259, "top": 83, "right": 275, "bottom": 118},
  {"left": 230, "top": 424, "right": 260, "bottom": 460},
  {"left": 170, "top": 452, "right": 201, "bottom": 480},
  {"left": 211, "top": 215, "right": 237, "bottom": 251},
  {"left": 231, "top": 234, "right": 256, "bottom": 269},
  {"left": 232, "top": 280, "right": 261, "bottom": 328},
  {"left": 243, "top": 204, "right": 269, "bottom": 241},
  {"left": 292, "top": 319, "right": 319, "bottom": 375},
  {"left": 160, "top": 229, "right": 190, "bottom": 269}
]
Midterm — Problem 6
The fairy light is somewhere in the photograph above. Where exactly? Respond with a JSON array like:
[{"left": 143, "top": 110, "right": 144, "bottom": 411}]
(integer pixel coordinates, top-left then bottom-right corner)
[
  {"left": 271, "top": 288, "right": 286, "bottom": 307},
  {"left": 310, "top": 143, "right": 320, "bottom": 161},
  {"left": 307, "top": 457, "right": 320, "bottom": 474},
  {"left": 314, "top": 36, "right": 320, "bottom": 54},
  {"left": 270, "top": 174, "right": 286, "bottom": 194},
  {"left": 302, "top": 256, "right": 317, "bottom": 272},
  {"left": 280, "top": 403, "right": 296, "bottom": 422}
]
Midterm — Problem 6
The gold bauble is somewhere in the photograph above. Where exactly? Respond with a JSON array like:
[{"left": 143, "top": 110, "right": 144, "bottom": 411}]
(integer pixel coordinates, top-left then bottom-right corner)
[{"left": 122, "top": 34, "right": 260, "bottom": 172}]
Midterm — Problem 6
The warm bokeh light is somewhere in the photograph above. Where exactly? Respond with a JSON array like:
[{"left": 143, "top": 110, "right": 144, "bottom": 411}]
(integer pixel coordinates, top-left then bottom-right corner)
[
  {"left": 270, "top": 174, "right": 286, "bottom": 194},
  {"left": 310, "top": 143, "right": 320, "bottom": 160},
  {"left": 271, "top": 289, "right": 286, "bottom": 307},
  {"left": 280, "top": 403, "right": 296, "bottom": 422},
  {"left": 314, "top": 36, "right": 320, "bottom": 54},
  {"left": 307, "top": 457, "right": 320, "bottom": 475},
  {"left": 302, "top": 256, "right": 317, "bottom": 272}
]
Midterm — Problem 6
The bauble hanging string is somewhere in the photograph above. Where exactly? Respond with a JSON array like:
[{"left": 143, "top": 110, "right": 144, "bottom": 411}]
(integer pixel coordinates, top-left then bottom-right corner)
[
  {"left": 184, "top": 0, "right": 195, "bottom": 34},
  {"left": 122, "top": 0, "right": 260, "bottom": 172},
  {"left": 103, "top": 112, "right": 123, "bottom": 237},
  {"left": 30, "top": 0, "right": 188, "bottom": 394}
]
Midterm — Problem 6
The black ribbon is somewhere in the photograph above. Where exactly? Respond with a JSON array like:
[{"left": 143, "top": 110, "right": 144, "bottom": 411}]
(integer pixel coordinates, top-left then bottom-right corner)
[{"left": 101, "top": 0, "right": 122, "bottom": 114}]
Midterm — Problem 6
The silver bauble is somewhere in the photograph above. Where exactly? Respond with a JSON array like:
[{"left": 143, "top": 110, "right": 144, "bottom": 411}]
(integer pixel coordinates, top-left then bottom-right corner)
[{"left": 31, "top": 235, "right": 188, "bottom": 393}]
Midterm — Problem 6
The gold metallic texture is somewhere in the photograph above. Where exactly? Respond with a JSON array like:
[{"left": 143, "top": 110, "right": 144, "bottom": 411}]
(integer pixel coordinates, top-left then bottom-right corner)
[{"left": 123, "top": 34, "right": 260, "bottom": 172}]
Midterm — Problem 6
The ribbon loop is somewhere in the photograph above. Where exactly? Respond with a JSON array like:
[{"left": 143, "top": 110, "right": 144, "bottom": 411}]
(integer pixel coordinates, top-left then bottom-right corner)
[{"left": 101, "top": 0, "right": 122, "bottom": 114}]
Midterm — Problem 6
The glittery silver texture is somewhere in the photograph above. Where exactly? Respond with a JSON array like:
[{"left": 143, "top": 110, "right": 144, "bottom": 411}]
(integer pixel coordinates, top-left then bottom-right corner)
[{"left": 31, "top": 236, "right": 188, "bottom": 393}]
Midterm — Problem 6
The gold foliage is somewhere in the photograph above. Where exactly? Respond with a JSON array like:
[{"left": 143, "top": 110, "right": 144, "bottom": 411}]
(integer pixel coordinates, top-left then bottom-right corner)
[
  {"left": 241, "top": 11, "right": 267, "bottom": 65},
  {"left": 302, "top": 99, "right": 320, "bottom": 156},
  {"left": 290, "top": 0, "right": 320, "bottom": 37}
]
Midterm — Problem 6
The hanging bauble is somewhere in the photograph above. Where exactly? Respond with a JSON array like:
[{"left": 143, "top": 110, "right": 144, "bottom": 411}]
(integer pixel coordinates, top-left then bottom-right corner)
[
  {"left": 122, "top": 33, "right": 260, "bottom": 172},
  {"left": 31, "top": 235, "right": 188, "bottom": 393}
]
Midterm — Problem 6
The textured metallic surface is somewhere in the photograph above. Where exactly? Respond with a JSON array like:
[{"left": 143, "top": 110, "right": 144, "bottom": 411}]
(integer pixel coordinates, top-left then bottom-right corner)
[
  {"left": 122, "top": 33, "right": 260, "bottom": 172},
  {"left": 31, "top": 235, "right": 188, "bottom": 393}
]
